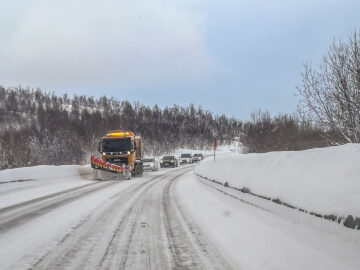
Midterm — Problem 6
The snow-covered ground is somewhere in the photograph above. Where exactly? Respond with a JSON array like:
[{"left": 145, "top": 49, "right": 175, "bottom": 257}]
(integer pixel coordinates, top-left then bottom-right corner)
[
  {"left": 0, "top": 165, "right": 195, "bottom": 269},
  {"left": 195, "top": 144, "right": 360, "bottom": 219},
  {"left": 0, "top": 164, "right": 90, "bottom": 183},
  {"left": 175, "top": 171, "right": 360, "bottom": 270},
  {"left": 1, "top": 145, "right": 359, "bottom": 269},
  {"left": 0, "top": 165, "right": 92, "bottom": 209}
]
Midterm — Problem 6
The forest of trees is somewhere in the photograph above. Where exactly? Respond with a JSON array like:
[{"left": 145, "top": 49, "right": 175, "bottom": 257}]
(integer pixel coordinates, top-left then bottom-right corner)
[
  {"left": 0, "top": 86, "right": 334, "bottom": 169},
  {"left": 240, "top": 110, "right": 338, "bottom": 153},
  {"left": 0, "top": 86, "right": 243, "bottom": 169}
]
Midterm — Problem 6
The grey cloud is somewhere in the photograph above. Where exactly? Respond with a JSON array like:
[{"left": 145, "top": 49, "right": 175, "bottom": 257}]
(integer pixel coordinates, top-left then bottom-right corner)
[{"left": 0, "top": 0, "right": 225, "bottom": 89}]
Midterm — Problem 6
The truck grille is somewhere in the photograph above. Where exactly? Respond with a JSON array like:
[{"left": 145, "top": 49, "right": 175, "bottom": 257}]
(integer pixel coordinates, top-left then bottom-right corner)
[{"left": 107, "top": 157, "right": 128, "bottom": 165}]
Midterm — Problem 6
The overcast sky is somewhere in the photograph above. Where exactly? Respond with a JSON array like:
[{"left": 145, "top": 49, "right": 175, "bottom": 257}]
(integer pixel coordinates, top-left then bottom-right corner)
[{"left": 1, "top": 0, "right": 359, "bottom": 119}]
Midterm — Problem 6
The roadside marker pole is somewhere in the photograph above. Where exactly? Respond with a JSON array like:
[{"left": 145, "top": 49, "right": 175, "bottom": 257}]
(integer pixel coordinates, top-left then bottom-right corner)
[{"left": 214, "top": 137, "right": 217, "bottom": 161}]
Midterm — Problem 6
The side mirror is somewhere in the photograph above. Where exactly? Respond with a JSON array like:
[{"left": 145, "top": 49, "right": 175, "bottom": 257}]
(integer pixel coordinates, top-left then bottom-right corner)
[{"left": 98, "top": 142, "right": 102, "bottom": 153}]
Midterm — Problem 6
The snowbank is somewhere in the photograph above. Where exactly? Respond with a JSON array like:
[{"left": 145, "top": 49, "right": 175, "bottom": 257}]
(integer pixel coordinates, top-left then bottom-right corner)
[
  {"left": 0, "top": 165, "right": 92, "bottom": 209},
  {"left": 172, "top": 142, "right": 245, "bottom": 157},
  {"left": 195, "top": 144, "right": 360, "bottom": 217},
  {"left": 0, "top": 165, "right": 90, "bottom": 183}
]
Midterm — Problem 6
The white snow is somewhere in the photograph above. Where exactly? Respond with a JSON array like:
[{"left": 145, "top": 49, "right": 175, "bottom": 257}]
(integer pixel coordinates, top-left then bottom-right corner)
[
  {"left": 0, "top": 164, "right": 171, "bottom": 269},
  {"left": 0, "top": 151, "right": 359, "bottom": 269},
  {"left": 0, "top": 164, "right": 90, "bottom": 183},
  {"left": 195, "top": 143, "right": 360, "bottom": 217},
  {"left": 0, "top": 177, "right": 137, "bottom": 270},
  {"left": 0, "top": 165, "right": 93, "bottom": 208},
  {"left": 175, "top": 171, "right": 360, "bottom": 270}
]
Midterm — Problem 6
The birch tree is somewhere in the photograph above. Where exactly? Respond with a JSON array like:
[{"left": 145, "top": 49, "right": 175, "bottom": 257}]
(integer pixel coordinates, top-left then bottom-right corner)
[{"left": 297, "top": 31, "right": 360, "bottom": 143}]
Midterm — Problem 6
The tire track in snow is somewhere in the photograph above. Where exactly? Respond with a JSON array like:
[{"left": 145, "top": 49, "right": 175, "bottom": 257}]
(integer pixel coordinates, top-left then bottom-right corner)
[
  {"left": 0, "top": 181, "right": 116, "bottom": 235},
  {"left": 0, "top": 181, "right": 100, "bottom": 214},
  {"left": 0, "top": 179, "right": 34, "bottom": 185},
  {"left": 19, "top": 166, "right": 231, "bottom": 270},
  {"left": 96, "top": 169, "right": 190, "bottom": 270},
  {"left": 30, "top": 170, "right": 184, "bottom": 270},
  {"left": 162, "top": 171, "right": 233, "bottom": 270}
]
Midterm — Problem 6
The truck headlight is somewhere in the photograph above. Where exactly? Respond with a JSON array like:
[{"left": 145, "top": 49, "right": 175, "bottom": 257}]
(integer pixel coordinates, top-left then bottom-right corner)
[{"left": 171, "top": 161, "right": 174, "bottom": 163}]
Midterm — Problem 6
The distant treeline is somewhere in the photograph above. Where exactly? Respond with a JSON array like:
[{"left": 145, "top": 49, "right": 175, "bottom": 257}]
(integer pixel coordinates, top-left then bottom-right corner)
[
  {"left": 0, "top": 86, "right": 242, "bottom": 169},
  {"left": 240, "top": 110, "right": 341, "bottom": 153},
  {"left": 0, "top": 86, "right": 335, "bottom": 169}
]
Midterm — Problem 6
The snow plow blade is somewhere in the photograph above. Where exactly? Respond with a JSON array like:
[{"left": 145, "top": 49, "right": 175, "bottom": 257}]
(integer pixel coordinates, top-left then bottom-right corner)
[{"left": 90, "top": 156, "right": 131, "bottom": 180}]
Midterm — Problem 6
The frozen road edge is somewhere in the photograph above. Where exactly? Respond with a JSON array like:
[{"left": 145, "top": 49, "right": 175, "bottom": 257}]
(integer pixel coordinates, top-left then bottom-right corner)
[
  {"left": 175, "top": 171, "right": 360, "bottom": 270},
  {"left": 195, "top": 172, "right": 360, "bottom": 230}
]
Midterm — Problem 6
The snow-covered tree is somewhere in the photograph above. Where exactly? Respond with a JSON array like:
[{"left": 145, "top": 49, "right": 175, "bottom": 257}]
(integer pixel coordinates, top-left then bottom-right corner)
[{"left": 297, "top": 31, "right": 360, "bottom": 143}]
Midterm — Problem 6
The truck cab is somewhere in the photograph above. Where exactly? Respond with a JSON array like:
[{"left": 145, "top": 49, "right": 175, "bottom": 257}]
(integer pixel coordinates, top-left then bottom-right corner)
[{"left": 98, "top": 130, "right": 143, "bottom": 176}]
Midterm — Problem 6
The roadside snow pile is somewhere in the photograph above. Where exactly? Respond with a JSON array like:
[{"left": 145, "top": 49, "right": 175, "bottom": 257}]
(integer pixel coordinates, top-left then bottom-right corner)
[
  {"left": 174, "top": 142, "right": 245, "bottom": 157},
  {"left": 0, "top": 165, "right": 90, "bottom": 183},
  {"left": 195, "top": 144, "right": 360, "bottom": 218},
  {"left": 0, "top": 165, "right": 92, "bottom": 208}
]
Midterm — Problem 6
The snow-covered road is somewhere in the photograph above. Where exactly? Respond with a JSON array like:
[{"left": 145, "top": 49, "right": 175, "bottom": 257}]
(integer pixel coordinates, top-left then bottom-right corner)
[
  {"left": 0, "top": 165, "right": 230, "bottom": 270},
  {"left": 0, "top": 164, "right": 359, "bottom": 269}
]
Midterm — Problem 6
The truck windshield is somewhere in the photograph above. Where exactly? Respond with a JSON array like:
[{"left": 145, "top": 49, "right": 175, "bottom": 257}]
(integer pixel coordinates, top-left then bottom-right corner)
[
  {"left": 181, "top": 154, "right": 191, "bottom": 158},
  {"left": 163, "top": 156, "right": 174, "bottom": 160},
  {"left": 143, "top": 159, "right": 154, "bottom": 162},
  {"left": 102, "top": 138, "right": 131, "bottom": 152}
]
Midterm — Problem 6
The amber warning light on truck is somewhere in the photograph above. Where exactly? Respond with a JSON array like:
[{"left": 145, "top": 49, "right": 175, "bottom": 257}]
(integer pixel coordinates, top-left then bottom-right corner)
[{"left": 107, "top": 131, "right": 133, "bottom": 137}]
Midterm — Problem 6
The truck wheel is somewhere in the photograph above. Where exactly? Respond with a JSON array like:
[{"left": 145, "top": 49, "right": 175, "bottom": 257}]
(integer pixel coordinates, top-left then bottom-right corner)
[{"left": 133, "top": 163, "right": 143, "bottom": 177}]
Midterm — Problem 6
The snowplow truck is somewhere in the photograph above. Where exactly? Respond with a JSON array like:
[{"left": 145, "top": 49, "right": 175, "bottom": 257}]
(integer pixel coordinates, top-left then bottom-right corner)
[{"left": 91, "top": 130, "right": 143, "bottom": 180}]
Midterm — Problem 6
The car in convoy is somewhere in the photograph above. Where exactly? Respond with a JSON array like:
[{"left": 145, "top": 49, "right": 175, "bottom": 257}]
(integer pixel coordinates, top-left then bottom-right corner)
[
  {"left": 143, "top": 157, "right": 159, "bottom": 171},
  {"left": 179, "top": 153, "right": 193, "bottom": 165},
  {"left": 160, "top": 156, "right": 178, "bottom": 168},
  {"left": 192, "top": 153, "right": 204, "bottom": 162}
]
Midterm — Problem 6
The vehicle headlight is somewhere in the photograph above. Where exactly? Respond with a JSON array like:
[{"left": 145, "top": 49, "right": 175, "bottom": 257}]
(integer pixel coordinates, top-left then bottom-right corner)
[
  {"left": 160, "top": 160, "right": 163, "bottom": 163},
  {"left": 171, "top": 160, "right": 174, "bottom": 163}
]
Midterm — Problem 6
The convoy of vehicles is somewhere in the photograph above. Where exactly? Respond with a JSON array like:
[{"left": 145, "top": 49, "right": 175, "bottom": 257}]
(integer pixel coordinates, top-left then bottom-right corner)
[
  {"left": 160, "top": 156, "right": 178, "bottom": 168},
  {"left": 92, "top": 131, "right": 204, "bottom": 178},
  {"left": 91, "top": 130, "right": 143, "bottom": 180},
  {"left": 143, "top": 158, "right": 159, "bottom": 171},
  {"left": 179, "top": 153, "right": 193, "bottom": 164}
]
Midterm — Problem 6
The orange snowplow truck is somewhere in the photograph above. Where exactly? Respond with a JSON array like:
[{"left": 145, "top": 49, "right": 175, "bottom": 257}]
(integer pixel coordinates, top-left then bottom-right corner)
[{"left": 92, "top": 130, "right": 143, "bottom": 180}]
